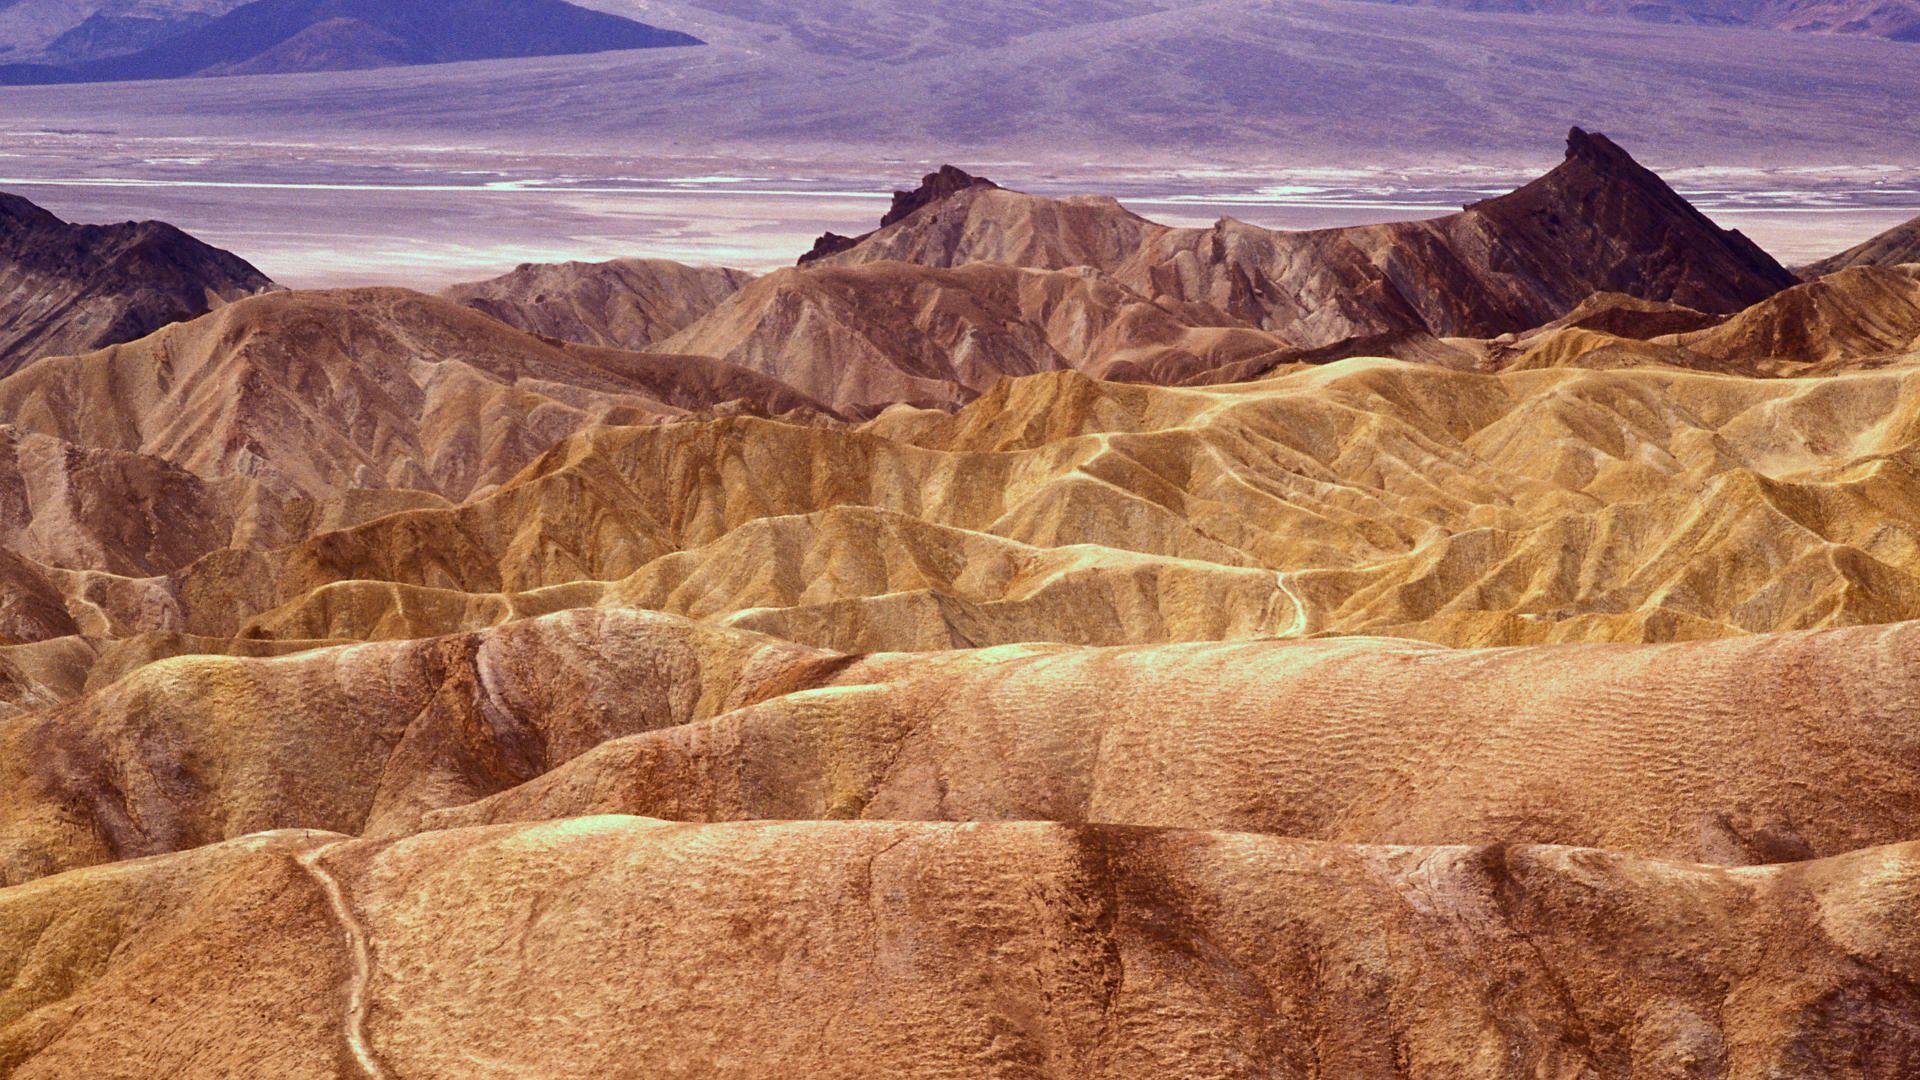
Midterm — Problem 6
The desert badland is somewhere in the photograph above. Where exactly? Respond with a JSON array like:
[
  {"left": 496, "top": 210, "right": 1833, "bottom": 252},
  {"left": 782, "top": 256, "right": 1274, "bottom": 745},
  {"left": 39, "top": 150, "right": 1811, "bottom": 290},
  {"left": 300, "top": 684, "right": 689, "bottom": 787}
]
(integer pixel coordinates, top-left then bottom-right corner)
[{"left": 8, "top": 2, "right": 1920, "bottom": 1074}]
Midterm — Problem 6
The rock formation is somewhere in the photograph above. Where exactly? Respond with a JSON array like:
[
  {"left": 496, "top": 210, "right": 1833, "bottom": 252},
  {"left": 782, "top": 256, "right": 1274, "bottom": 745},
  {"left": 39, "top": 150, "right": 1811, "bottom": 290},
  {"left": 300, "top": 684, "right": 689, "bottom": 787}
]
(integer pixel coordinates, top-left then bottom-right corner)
[
  {"left": 779, "top": 130, "right": 1796, "bottom": 378},
  {"left": 11, "top": 130, "right": 1920, "bottom": 1074},
  {"left": 0, "top": 190, "right": 272, "bottom": 375},
  {"left": 797, "top": 164, "right": 999, "bottom": 264}
]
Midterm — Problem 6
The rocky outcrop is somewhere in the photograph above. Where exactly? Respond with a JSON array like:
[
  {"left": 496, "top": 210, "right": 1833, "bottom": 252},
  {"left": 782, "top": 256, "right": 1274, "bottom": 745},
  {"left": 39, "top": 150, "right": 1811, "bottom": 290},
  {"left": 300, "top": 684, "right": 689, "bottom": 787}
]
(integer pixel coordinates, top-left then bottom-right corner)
[{"left": 797, "top": 164, "right": 998, "bottom": 264}]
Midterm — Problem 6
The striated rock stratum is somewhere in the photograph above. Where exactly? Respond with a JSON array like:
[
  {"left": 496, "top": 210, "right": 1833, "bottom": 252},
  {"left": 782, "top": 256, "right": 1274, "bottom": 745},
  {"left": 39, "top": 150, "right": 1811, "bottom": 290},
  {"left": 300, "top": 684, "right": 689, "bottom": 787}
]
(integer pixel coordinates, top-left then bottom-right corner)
[{"left": 12, "top": 129, "right": 1920, "bottom": 1075}]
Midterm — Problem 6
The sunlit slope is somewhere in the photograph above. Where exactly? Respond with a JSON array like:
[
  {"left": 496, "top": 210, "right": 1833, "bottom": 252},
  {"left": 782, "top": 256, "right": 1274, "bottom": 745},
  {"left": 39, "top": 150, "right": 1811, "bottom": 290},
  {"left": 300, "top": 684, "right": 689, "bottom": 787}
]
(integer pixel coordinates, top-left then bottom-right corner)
[
  {"left": 77, "top": 355, "right": 1920, "bottom": 653},
  {"left": 8, "top": 820, "right": 1920, "bottom": 1076}
]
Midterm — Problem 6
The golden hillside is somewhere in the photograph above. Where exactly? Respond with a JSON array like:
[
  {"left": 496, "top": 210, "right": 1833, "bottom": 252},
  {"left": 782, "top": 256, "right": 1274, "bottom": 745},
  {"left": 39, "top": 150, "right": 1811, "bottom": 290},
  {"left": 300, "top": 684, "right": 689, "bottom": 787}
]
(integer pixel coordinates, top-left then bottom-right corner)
[{"left": 11, "top": 130, "right": 1920, "bottom": 1074}]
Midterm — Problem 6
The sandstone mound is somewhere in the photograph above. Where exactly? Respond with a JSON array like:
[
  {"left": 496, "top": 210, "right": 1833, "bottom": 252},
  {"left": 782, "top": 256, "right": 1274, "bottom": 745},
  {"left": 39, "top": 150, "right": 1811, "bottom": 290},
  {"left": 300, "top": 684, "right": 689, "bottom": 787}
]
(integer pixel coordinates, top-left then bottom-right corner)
[
  {"left": 0, "top": 286, "right": 831, "bottom": 499},
  {"left": 99, "top": 358, "right": 1920, "bottom": 653},
  {"left": 1525, "top": 291, "right": 1724, "bottom": 339},
  {"left": 0, "top": 190, "right": 273, "bottom": 375},
  {"left": 431, "top": 620, "right": 1920, "bottom": 866},
  {"left": 7, "top": 820, "right": 1920, "bottom": 1077},
  {"left": 9, "top": 603, "right": 1920, "bottom": 888},
  {"left": 443, "top": 257, "right": 754, "bottom": 350},
  {"left": 1666, "top": 264, "right": 1920, "bottom": 370},
  {"left": 0, "top": 608, "right": 843, "bottom": 885}
]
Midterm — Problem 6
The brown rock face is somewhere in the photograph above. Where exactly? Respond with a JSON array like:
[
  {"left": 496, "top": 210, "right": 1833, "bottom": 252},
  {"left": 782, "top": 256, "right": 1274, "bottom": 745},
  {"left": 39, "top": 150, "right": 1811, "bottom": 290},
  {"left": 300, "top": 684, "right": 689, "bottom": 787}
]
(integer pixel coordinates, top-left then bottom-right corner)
[
  {"left": 0, "top": 190, "right": 273, "bottom": 375},
  {"left": 806, "top": 130, "right": 1796, "bottom": 356},
  {"left": 1805, "top": 211, "right": 1920, "bottom": 277}
]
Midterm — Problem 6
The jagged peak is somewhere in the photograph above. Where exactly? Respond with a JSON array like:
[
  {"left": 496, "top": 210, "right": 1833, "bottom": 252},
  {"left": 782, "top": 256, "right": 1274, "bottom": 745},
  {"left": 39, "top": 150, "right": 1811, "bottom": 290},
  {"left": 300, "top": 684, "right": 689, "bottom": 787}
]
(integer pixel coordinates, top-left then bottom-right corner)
[
  {"left": 799, "top": 165, "right": 997, "bottom": 265},
  {"left": 877, "top": 165, "right": 998, "bottom": 229},
  {"left": 1564, "top": 126, "right": 1636, "bottom": 168}
]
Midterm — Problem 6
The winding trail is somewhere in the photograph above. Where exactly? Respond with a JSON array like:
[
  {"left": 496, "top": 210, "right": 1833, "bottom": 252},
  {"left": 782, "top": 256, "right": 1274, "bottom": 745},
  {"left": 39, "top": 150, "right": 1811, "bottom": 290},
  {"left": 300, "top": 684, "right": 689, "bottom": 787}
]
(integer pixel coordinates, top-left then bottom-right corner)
[
  {"left": 1275, "top": 572, "right": 1311, "bottom": 638},
  {"left": 297, "top": 840, "right": 390, "bottom": 1080}
]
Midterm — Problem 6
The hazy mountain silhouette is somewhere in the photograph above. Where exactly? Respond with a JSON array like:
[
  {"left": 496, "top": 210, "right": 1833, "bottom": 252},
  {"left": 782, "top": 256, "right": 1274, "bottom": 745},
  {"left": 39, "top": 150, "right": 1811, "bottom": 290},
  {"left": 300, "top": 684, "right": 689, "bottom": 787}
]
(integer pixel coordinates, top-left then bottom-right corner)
[{"left": 0, "top": 0, "right": 700, "bottom": 83}]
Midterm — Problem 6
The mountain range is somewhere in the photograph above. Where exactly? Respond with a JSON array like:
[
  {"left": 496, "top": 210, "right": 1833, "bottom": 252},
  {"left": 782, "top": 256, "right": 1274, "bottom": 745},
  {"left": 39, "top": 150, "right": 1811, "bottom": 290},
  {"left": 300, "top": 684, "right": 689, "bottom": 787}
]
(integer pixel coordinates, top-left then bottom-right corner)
[
  {"left": 0, "top": 0, "right": 699, "bottom": 82},
  {"left": 11, "top": 129, "right": 1920, "bottom": 1072},
  {"left": 1368, "top": 0, "right": 1920, "bottom": 38}
]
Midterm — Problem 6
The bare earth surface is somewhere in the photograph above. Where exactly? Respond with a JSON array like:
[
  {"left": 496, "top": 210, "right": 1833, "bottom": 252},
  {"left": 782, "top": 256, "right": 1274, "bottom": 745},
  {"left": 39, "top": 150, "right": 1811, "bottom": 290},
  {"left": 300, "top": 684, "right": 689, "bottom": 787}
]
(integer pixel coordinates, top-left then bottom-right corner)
[{"left": 13, "top": 122, "right": 1920, "bottom": 1073}]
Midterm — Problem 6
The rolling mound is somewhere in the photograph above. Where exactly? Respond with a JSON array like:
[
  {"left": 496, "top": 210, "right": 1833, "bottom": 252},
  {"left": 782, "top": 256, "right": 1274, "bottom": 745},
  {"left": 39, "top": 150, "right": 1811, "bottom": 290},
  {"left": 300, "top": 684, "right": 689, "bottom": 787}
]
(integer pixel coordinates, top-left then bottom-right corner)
[
  {"left": 1805, "top": 211, "right": 1920, "bottom": 276},
  {"left": 71, "top": 356, "right": 1920, "bottom": 655},
  {"left": 16, "top": 587, "right": 1920, "bottom": 887},
  {"left": 442, "top": 256, "right": 754, "bottom": 351},
  {"left": 0, "top": 608, "right": 843, "bottom": 884},
  {"left": 429, "top": 620, "right": 1920, "bottom": 865},
  {"left": 0, "top": 285, "right": 831, "bottom": 499},
  {"left": 7, "top": 820, "right": 1920, "bottom": 1077}
]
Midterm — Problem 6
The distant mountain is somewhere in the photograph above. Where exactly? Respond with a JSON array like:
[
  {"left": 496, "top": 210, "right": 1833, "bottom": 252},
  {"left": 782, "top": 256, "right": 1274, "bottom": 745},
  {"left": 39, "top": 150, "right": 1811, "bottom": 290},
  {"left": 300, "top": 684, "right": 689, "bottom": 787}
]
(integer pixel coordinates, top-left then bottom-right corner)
[
  {"left": 0, "top": 189, "right": 272, "bottom": 374},
  {"left": 0, "top": 0, "right": 700, "bottom": 83},
  {"left": 1804, "top": 213, "right": 1920, "bottom": 277},
  {"left": 0, "top": 0, "right": 242, "bottom": 63},
  {"left": 39, "top": 9, "right": 217, "bottom": 61},
  {"left": 797, "top": 131, "right": 1798, "bottom": 360},
  {"left": 1364, "top": 0, "right": 1920, "bottom": 40}
]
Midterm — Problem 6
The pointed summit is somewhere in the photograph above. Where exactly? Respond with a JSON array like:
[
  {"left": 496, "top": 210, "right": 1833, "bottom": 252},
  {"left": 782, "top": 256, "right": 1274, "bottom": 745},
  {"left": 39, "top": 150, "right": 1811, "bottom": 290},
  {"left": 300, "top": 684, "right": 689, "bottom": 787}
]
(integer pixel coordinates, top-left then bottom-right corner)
[
  {"left": 1565, "top": 126, "right": 1635, "bottom": 167},
  {"left": 789, "top": 130, "right": 1796, "bottom": 364},
  {"left": 1459, "top": 127, "right": 1798, "bottom": 318}
]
